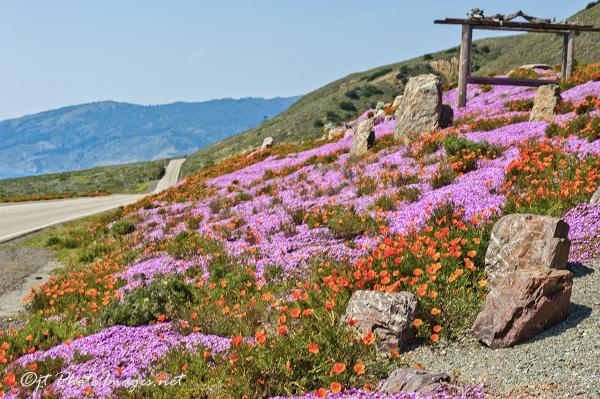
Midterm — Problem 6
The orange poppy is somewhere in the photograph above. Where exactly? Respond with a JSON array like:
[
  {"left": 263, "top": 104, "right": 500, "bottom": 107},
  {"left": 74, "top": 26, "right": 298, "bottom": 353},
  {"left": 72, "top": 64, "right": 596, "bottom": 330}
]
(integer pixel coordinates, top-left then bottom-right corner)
[
  {"left": 331, "top": 363, "right": 346, "bottom": 375},
  {"left": 330, "top": 382, "right": 342, "bottom": 393},
  {"left": 353, "top": 363, "right": 366, "bottom": 375}
]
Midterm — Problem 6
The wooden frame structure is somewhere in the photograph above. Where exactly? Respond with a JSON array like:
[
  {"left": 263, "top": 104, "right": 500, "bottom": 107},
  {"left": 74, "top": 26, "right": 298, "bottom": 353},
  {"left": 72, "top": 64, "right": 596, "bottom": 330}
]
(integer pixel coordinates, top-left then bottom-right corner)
[{"left": 434, "top": 18, "right": 600, "bottom": 107}]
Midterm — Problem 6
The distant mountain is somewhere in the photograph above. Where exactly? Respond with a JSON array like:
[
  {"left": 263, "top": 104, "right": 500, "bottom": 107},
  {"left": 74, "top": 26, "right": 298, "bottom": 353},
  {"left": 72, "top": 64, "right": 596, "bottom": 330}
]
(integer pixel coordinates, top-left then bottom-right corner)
[{"left": 0, "top": 97, "right": 299, "bottom": 179}]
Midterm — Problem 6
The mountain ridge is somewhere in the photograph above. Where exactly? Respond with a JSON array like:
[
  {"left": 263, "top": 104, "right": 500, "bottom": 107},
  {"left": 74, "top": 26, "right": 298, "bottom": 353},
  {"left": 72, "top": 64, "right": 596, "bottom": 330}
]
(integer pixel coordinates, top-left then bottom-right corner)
[{"left": 0, "top": 96, "right": 299, "bottom": 179}]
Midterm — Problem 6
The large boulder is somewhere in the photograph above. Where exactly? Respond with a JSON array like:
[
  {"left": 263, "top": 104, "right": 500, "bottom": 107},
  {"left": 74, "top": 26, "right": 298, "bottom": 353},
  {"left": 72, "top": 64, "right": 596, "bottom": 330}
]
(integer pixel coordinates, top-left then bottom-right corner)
[
  {"left": 350, "top": 118, "right": 375, "bottom": 156},
  {"left": 472, "top": 269, "right": 572, "bottom": 348},
  {"left": 343, "top": 290, "right": 417, "bottom": 351},
  {"left": 530, "top": 84, "right": 561, "bottom": 122},
  {"left": 485, "top": 214, "right": 570, "bottom": 288},
  {"left": 394, "top": 74, "right": 443, "bottom": 140},
  {"left": 429, "top": 57, "right": 459, "bottom": 79},
  {"left": 379, "top": 368, "right": 451, "bottom": 394}
]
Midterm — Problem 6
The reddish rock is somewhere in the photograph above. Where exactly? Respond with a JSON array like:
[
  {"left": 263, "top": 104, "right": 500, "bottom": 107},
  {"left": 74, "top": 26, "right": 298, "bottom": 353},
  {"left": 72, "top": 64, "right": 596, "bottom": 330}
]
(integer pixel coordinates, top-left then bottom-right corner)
[
  {"left": 485, "top": 214, "right": 570, "bottom": 288},
  {"left": 343, "top": 290, "right": 417, "bottom": 351},
  {"left": 472, "top": 269, "right": 572, "bottom": 349}
]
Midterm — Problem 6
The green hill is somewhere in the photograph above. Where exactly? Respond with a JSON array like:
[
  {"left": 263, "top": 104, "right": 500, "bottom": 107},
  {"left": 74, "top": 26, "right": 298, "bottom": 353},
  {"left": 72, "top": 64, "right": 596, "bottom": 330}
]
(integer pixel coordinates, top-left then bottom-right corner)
[{"left": 182, "top": 3, "right": 600, "bottom": 176}]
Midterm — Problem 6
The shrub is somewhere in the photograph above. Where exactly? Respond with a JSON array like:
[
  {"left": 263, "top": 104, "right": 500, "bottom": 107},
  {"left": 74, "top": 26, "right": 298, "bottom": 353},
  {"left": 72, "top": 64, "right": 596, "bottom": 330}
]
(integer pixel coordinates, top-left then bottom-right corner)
[
  {"left": 503, "top": 140, "right": 600, "bottom": 216},
  {"left": 373, "top": 195, "right": 396, "bottom": 211},
  {"left": 365, "top": 68, "right": 392, "bottom": 82},
  {"left": 326, "top": 110, "right": 342, "bottom": 123},
  {"left": 209, "top": 197, "right": 229, "bottom": 214},
  {"left": 338, "top": 101, "right": 357, "bottom": 112},
  {"left": 395, "top": 187, "right": 421, "bottom": 202},
  {"left": 431, "top": 163, "right": 457, "bottom": 189},
  {"left": 480, "top": 84, "right": 493, "bottom": 93},
  {"left": 464, "top": 114, "right": 529, "bottom": 131},
  {"left": 306, "top": 205, "right": 380, "bottom": 239},
  {"left": 361, "top": 84, "right": 383, "bottom": 97},
  {"left": 507, "top": 68, "right": 540, "bottom": 80},
  {"left": 345, "top": 89, "right": 360, "bottom": 100},
  {"left": 111, "top": 219, "right": 136, "bottom": 235},
  {"left": 78, "top": 242, "right": 110, "bottom": 263},
  {"left": 100, "top": 274, "right": 194, "bottom": 327},
  {"left": 423, "top": 54, "right": 433, "bottom": 61},
  {"left": 356, "top": 176, "right": 378, "bottom": 196}
]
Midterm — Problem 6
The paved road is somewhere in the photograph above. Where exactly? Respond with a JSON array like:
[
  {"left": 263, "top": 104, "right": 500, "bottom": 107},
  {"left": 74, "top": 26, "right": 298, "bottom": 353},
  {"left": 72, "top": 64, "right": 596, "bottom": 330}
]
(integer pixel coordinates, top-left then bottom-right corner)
[
  {"left": 153, "top": 158, "right": 185, "bottom": 193},
  {"left": 0, "top": 158, "right": 185, "bottom": 243}
]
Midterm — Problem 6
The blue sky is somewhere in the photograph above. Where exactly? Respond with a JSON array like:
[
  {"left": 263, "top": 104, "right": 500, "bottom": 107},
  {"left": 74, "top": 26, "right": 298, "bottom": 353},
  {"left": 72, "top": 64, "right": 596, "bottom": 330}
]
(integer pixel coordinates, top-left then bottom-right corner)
[{"left": 0, "top": 1, "right": 590, "bottom": 120}]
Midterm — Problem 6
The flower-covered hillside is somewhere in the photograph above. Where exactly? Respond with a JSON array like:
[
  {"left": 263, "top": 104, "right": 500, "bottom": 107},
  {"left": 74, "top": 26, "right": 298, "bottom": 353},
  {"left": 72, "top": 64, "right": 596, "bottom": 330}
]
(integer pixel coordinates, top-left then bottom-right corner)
[{"left": 1, "top": 65, "right": 599, "bottom": 399}]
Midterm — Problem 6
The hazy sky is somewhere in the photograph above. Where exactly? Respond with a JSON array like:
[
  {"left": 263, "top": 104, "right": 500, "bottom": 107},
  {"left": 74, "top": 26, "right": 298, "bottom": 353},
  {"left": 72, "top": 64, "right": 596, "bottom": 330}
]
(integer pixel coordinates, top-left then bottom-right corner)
[{"left": 0, "top": 1, "right": 590, "bottom": 120}]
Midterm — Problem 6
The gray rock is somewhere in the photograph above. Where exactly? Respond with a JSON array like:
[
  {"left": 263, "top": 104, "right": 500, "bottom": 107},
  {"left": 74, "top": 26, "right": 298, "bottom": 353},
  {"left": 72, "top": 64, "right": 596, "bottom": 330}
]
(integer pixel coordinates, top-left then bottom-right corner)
[
  {"left": 343, "top": 290, "right": 417, "bottom": 351},
  {"left": 350, "top": 118, "right": 375, "bottom": 156},
  {"left": 379, "top": 368, "right": 451, "bottom": 394},
  {"left": 472, "top": 269, "right": 572, "bottom": 349},
  {"left": 485, "top": 214, "right": 570, "bottom": 288},
  {"left": 530, "top": 85, "right": 561, "bottom": 122},
  {"left": 260, "top": 136, "right": 273, "bottom": 150},
  {"left": 376, "top": 101, "right": 387, "bottom": 111},
  {"left": 394, "top": 74, "right": 443, "bottom": 140},
  {"left": 590, "top": 187, "right": 600, "bottom": 205}
]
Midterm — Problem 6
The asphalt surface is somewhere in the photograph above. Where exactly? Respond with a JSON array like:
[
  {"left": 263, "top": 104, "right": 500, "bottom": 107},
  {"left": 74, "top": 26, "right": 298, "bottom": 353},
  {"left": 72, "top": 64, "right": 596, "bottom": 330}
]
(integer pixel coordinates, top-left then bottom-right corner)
[{"left": 0, "top": 158, "right": 185, "bottom": 243}]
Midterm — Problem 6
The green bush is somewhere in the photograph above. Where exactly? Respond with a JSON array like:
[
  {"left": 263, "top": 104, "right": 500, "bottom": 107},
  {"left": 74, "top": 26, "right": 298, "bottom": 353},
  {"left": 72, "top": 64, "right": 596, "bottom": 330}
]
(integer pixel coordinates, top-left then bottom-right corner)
[
  {"left": 100, "top": 274, "right": 194, "bottom": 327},
  {"left": 338, "top": 101, "right": 357, "bottom": 112},
  {"left": 111, "top": 219, "right": 136, "bottom": 235}
]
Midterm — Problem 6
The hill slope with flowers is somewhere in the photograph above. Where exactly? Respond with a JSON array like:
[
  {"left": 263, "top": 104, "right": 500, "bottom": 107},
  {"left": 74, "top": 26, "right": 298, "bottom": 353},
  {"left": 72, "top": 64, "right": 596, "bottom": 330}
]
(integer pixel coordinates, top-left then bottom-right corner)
[
  {"left": 1, "top": 65, "right": 599, "bottom": 398},
  {"left": 182, "top": 4, "right": 600, "bottom": 177}
]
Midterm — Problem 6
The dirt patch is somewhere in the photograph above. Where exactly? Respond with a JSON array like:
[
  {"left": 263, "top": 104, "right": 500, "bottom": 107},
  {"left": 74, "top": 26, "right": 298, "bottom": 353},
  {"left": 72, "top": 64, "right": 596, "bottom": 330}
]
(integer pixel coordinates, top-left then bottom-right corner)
[{"left": 0, "top": 247, "right": 63, "bottom": 329}]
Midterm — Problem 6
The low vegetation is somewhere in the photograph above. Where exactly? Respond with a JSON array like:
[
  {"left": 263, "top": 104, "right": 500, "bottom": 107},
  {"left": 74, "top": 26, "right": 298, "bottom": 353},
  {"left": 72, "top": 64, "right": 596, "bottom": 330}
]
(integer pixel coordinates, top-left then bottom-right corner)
[{"left": 0, "top": 160, "right": 168, "bottom": 202}]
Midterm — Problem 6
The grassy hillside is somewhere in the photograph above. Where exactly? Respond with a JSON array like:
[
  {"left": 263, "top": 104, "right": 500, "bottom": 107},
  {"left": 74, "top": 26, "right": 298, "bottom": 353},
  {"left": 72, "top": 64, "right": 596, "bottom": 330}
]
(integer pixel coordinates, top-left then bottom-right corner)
[
  {"left": 0, "top": 160, "right": 168, "bottom": 202},
  {"left": 182, "top": 3, "right": 600, "bottom": 176}
]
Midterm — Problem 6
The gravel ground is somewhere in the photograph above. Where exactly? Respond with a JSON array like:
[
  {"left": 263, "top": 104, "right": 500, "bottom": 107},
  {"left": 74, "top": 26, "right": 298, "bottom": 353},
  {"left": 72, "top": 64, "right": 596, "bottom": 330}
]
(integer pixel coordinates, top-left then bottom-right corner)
[
  {"left": 410, "top": 259, "right": 600, "bottom": 399},
  {"left": 0, "top": 246, "right": 61, "bottom": 330}
]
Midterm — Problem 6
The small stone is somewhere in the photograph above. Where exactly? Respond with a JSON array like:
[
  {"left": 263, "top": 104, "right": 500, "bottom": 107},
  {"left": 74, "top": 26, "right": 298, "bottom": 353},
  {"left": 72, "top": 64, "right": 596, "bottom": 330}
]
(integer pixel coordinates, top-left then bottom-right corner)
[{"left": 379, "top": 368, "right": 451, "bottom": 394}]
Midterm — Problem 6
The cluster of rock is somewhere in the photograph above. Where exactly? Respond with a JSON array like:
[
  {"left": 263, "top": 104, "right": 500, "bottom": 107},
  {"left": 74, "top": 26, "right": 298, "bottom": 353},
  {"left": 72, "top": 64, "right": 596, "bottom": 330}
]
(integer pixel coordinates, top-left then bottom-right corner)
[
  {"left": 341, "top": 213, "right": 576, "bottom": 394},
  {"left": 472, "top": 214, "right": 573, "bottom": 348},
  {"left": 345, "top": 73, "right": 454, "bottom": 156}
]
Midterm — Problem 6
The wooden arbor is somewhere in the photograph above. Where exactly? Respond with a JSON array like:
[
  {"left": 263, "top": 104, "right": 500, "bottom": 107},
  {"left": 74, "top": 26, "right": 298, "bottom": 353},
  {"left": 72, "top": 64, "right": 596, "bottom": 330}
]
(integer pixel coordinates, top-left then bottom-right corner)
[{"left": 434, "top": 17, "right": 600, "bottom": 107}]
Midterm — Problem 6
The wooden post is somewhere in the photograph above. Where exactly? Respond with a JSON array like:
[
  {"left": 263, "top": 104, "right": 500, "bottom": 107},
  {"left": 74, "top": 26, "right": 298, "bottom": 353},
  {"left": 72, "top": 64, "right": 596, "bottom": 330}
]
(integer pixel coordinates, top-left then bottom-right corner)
[
  {"left": 565, "top": 30, "right": 575, "bottom": 79},
  {"left": 561, "top": 33, "right": 569, "bottom": 80},
  {"left": 458, "top": 24, "right": 472, "bottom": 108}
]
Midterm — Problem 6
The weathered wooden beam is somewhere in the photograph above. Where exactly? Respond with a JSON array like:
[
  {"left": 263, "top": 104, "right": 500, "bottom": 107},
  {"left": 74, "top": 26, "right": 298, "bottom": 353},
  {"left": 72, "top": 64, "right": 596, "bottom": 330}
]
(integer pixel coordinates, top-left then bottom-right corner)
[
  {"left": 434, "top": 18, "right": 600, "bottom": 33},
  {"left": 458, "top": 24, "right": 472, "bottom": 108},
  {"left": 467, "top": 76, "right": 559, "bottom": 87},
  {"left": 565, "top": 30, "right": 575, "bottom": 79}
]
